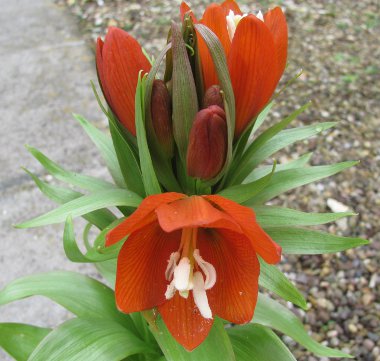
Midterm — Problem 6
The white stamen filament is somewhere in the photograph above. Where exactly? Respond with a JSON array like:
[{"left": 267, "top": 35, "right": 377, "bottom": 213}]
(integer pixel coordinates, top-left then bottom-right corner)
[{"left": 164, "top": 245, "right": 216, "bottom": 319}]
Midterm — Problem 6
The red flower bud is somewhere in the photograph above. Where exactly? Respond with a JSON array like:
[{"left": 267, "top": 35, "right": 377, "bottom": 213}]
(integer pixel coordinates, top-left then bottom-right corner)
[
  {"left": 151, "top": 80, "right": 174, "bottom": 157},
  {"left": 187, "top": 105, "right": 227, "bottom": 180},
  {"left": 203, "top": 85, "right": 224, "bottom": 110}
]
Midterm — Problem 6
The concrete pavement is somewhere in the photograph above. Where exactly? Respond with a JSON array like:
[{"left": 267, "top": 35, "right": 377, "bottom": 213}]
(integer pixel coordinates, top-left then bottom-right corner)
[{"left": 0, "top": 1, "right": 110, "bottom": 358}]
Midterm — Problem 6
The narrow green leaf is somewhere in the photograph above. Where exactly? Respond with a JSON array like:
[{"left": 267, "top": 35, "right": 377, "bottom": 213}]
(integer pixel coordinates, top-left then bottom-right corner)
[
  {"left": 218, "top": 162, "right": 276, "bottom": 204},
  {"left": 172, "top": 22, "right": 199, "bottom": 162},
  {"left": 265, "top": 227, "right": 369, "bottom": 254},
  {"left": 28, "top": 318, "right": 155, "bottom": 361},
  {"left": 0, "top": 272, "right": 132, "bottom": 329},
  {"left": 259, "top": 258, "right": 307, "bottom": 309},
  {"left": 144, "top": 43, "right": 183, "bottom": 192},
  {"left": 244, "top": 152, "right": 312, "bottom": 183},
  {"left": 228, "top": 324, "right": 297, "bottom": 361},
  {"left": 255, "top": 205, "right": 355, "bottom": 228},
  {"left": 228, "top": 102, "right": 311, "bottom": 185},
  {"left": 0, "top": 323, "right": 50, "bottom": 361},
  {"left": 245, "top": 121, "right": 336, "bottom": 173},
  {"left": 254, "top": 293, "right": 353, "bottom": 358},
  {"left": 24, "top": 168, "right": 116, "bottom": 229},
  {"left": 96, "top": 259, "right": 117, "bottom": 287},
  {"left": 26, "top": 145, "right": 115, "bottom": 192},
  {"left": 151, "top": 316, "right": 235, "bottom": 361},
  {"left": 63, "top": 216, "right": 121, "bottom": 263},
  {"left": 250, "top": 101, "right": 274, "bottom": 138},
  {"left": 135, "top": 73, "right": 162, "bottom": 195},
  {"left": 73, "top": 113, "right": 126, "bottom": 188},
  {"left": 16, "top": 188, "right": 141, "bottom": 228},
  {"left": 246, "top": 161, "right": 358, "bottom": 204},
  {"left": 109, "top": 116, "right": 145, "bottom": 197}
]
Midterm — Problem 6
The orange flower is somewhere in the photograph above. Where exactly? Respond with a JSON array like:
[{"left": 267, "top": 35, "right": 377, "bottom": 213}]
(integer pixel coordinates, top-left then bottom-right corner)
[
  {"left": 96, "top": 27, "right": 151, "bottom": 136},
  {"left": 181, "top": 1, "right": 288, "bottom": 137},
  {"left": 106, "top": 193, "right": 281, "bottom": 350}
]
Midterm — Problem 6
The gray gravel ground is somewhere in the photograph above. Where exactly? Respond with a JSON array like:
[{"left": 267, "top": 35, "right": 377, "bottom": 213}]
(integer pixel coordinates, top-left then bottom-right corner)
[{"left": 4, "top": 0, "right": 379, "bottom": 360}]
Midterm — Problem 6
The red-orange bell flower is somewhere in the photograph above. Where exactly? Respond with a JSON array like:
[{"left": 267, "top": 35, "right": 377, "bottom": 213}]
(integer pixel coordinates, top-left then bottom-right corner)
[
  {"left": 96, "top": 27, "right": 151, "bottom": 136},
  {"left": 106, "top": 192, "right": 281, "bottom": 350},
  {"left": 181, "top": 1, "right": 288, "bottom": 137}
]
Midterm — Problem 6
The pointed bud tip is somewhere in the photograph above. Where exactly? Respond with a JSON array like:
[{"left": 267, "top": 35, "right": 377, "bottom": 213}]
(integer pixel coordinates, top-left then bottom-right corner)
[
  {"left": 203, "top": 85, "right": 224, "bottom": 110},
  {"left": 187, "top": 105, "right": 227, "bottom": 180}
]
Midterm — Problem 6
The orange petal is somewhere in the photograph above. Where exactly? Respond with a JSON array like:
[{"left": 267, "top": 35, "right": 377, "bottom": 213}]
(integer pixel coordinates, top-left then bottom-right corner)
[
  {"left": 102, "top": 27, "right": 151, "bottom": 135},
  {"left": 198, "top": 4, "right": 232, "bottom": 90},
  {"left": 221, "top": 0, "right": 242, "bottom": 15},
  {"left": 198, "top": 228, "right": 259, "bottom": 323},
  {"left": 228, "top": 15, "right": 279, "bottom": 137},
  {"left": 115, "top": 223, "right": 181, "bottom": 313},
  {"left": 264, "top": 7, "right": 288, "bottom": 81},
  {"left": 158, "top": 292, "right": 213, "bottom": 351},
  {"left": 155, "top": 196, "right": 242, "bottom": 233},
  {"left": 106, "top": 192, "right": 185, "bottom": 246},
  {"left": 205, "top": 195, "right": 282, "bottom": 264},
  {"left": 180, "top": 2, "right": 197, "bottom": 23},
  {"left": 96, "top": 38, "right": 112, "bottom": 106}
]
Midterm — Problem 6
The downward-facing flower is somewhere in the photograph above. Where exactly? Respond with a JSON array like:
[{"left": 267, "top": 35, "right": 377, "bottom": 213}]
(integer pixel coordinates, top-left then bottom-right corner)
[
  {"left": 96, "top": 27, "right": 151, "bottom": 135},
  {"left": 181, "top": 1, "right": 288, "bottom": 137},
  {"left": 106, "top": 192, "right": 281, "bottom": 350}
]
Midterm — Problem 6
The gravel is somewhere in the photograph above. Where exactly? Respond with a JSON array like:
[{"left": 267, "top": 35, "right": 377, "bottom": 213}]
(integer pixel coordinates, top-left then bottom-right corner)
[{"left": 54, "top": 1, "right": 380, "bottom": 360}]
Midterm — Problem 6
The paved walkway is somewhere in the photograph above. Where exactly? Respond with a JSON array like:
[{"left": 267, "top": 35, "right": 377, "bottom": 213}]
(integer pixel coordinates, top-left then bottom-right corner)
[{"left": 0, "top": 1, "right": 108, "bottom": 358}]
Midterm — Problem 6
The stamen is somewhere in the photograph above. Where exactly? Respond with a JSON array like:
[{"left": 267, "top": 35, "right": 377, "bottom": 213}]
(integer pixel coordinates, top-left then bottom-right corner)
[
  {"left": 165, "top": 280, "right": 176, "bottom": 300},
  {"left": 165, "top": 251, "right": 180, "bottom": 281},
  {"left": 193, "top": 271, "right": 213, "bottom": 319},
  {"left": 174, "top": 257, "right": 191, "bottom": 291},
  {"left": 193, "top": 249, "right": 216, "bottom": 290}
]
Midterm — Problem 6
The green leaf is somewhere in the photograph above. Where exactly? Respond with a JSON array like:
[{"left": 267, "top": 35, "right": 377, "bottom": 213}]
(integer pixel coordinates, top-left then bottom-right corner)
[
  {"left": 73, "top": 114, "right": 126, "bottom": 188},
  {"left": 228, "top": 102, "right": 311, "bottom": 185},
  {"left": 0, "top": 272, "right": 132, "bottom": 329},
  {"left": 246, "top": 161, "right": 358, "bottom": 204},
  {"left": 255, "top": 205, "right": 355, "bottom": 228},
  {"left": 0, "top": 323, "right": 50, "bottom": 361},
  {"left": 250, "top": 101, "right": 274, "bottom": 138},
  {"left": 151, "top": 317, "right": 236, "bottom": 361},
  {"left": 171, "top": 22, "right": 199, "bottom": 162},
  {"left": 28, "top": 318, "right": 155, "bottom": 361},
  {"left": 63, "top": 216, "right": 121, "bottom": 263},
  {"left": 254, "top": 293, "right": 353, "bottom": 358},
  {"left": 96, "top": 259, "right": 117, "bottom": 287},
  {"left": 135, "top": 73, "right": 162, "bottom": 195},
  {"left": 228, "top": 324, "right": 296, "bottom": 361},
  {"left": 259, "top": 258, "right": 307, "bottom": 310},
  {"left": 109, "top": 115, "right": 145, "bottom": 197},
  {"left": 218, "top": 161, "right": 276, "bottom": 204},
  {"left": 246, "top": 121, "right": 336, "bottom": 172},
  {"left": 24, "top": 168, "right": 116, "bottom": 229},
  {"left": 26, "top": 145, "right": 115, "bottom": 192},
  {"left": 265, "top": 227, "right": 369, "bottom": 254},
  {"left": 16, "top": 188, "right": 141, "bottom": 228},
  {"left": 244, "top": 152, "right": 312, "bottom": 183}
]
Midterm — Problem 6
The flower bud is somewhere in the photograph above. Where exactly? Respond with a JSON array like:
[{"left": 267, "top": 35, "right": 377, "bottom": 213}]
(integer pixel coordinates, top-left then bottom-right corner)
[
  {"left": 203, "top": 85, "right": 224, "bottom": 110},
  {"left": 151, "top": 79, "right": 174, "bottom": 157},
  {"left": 187, "top": 105, "right": 227, "bottom": 180}
]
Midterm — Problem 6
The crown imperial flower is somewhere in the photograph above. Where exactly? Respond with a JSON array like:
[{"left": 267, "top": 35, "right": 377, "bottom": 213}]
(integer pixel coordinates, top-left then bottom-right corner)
[{"left": 106, "top": 193, "right": 281, "bottom": 350}]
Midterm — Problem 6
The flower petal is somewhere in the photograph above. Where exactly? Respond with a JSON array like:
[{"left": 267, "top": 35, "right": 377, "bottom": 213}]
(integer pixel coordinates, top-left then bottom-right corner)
[
  {"left": 228, "top": 15, "right": 279, "bottom": 137},
  {"left": 180, "top": 2, "right": 197, "bottom": 23},
  {"left": 205, "top": 195, "right": 282, "bottom": 264},
  {"left": 198, "top": 4, "right": 231, "bottom": 90},
  {"left": 198, "top": 228, "right": 259, "bottom": 324},
  {"left": 158, "top": 292, "right": 213, "bottom": 351},
  {"left": 106, "top": 192, "right": 185, "bottom": 246},
  {"left": 102, "top": 27, "right": 151, "bottom": 135},
  {"left": 264, "top": 7, "right": 288, "bottom": 81},
  {"left": 221, "top": 0, "right": 242, "bottom": 15},
  {"left": 115, "top": 222, "right": 181, "bottom": 313},
  {"left": 96, "top": 38, "right": 112, "bottom": 106},
  {"left": 155, "top": 195, "right": 242, "bottom": 233}
]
